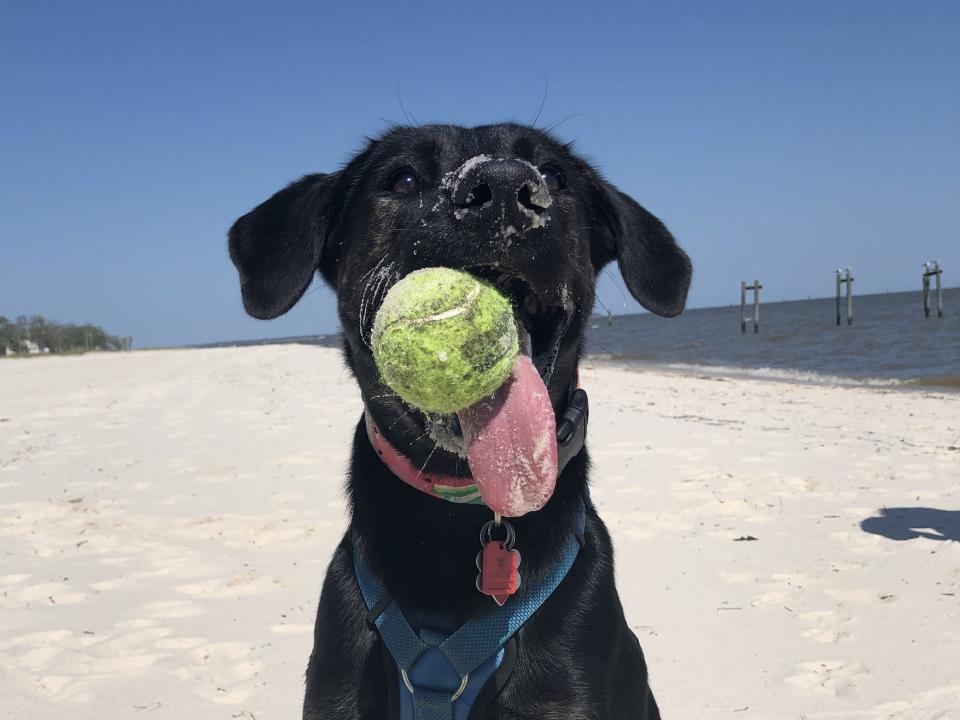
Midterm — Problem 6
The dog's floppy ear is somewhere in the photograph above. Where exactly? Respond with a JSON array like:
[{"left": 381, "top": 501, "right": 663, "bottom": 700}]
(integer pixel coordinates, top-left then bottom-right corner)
[
  {"left": 228, "top": 173, "right": 340, "bottom": 320},
  {"left": 588, "top": 177, "right": 692, "bottom": 318}
]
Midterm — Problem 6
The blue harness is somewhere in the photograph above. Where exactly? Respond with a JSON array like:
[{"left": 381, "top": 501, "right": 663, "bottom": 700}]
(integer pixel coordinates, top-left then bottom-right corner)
[{"left": 354, "top": 502, "right": 586, "bottom": 720}]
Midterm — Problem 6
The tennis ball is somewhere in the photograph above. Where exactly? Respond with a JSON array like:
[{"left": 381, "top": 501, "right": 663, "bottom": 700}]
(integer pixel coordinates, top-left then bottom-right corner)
[{"left": 371, "top": 268, "right": 519, "bottom": 414}]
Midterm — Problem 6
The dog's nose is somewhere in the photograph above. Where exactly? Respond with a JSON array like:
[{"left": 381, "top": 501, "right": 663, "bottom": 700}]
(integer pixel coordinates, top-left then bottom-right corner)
[{"left": 449, "top": 157, "right": 552, "bottom": 229}]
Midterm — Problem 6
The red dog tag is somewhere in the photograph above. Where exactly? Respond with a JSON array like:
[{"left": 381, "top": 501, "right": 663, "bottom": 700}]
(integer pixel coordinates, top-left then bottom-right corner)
[{"left": 476, "top": 541, "right": 521, "bottom": 606}]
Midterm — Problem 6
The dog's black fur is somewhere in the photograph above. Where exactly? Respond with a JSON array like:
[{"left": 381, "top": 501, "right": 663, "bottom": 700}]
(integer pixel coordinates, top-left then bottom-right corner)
[{"left": 229, "top": 123, "right": 691, "bottom": 719}]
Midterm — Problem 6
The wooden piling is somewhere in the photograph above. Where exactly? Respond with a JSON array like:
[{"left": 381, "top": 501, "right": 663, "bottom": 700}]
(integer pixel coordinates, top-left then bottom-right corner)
[
  {"left": 753, "top": 279, "right": 760, "bottom": 334},
  {"left": 741, "top": 281, "right": 747, "bottom": 334},
  {"left": 740, "top": 280, "right": 761, "bottom": 334},
  {"left": 935, "top": 263, "right": 943, "bottom": 318},
  {"left": 923, "top": 261, "right": 944, "bottom": 319},
  {"left": 845, "top": 269, "right": 854, "bottom": 325},
  {"left": 835, "top": 271, "right": 842, "bottom": 326},
  {"left": 835, "top": 269, "right": 853, "bottom": 325}
]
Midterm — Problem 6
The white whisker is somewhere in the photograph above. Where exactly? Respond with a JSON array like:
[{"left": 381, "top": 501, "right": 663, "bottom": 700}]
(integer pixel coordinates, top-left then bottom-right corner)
[{"left": 419, "top": 440, "right": 439, "bottom": 474}]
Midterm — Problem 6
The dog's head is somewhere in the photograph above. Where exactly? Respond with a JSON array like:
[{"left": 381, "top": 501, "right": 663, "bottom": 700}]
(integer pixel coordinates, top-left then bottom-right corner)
[{"left": 229, "top": 123, "right": 691, "bottom": 477}]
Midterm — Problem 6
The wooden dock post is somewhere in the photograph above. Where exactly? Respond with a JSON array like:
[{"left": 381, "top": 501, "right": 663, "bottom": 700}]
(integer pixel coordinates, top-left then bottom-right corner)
[
  {"left": 740, "top": 281, "right": 747, "bottom": 334},
  {"left": 835, "top": 268, "right": 854, "bottom": 325},
  {"left": 835, "top": 270, "right": 842, "bottom": 326},
  {"left": 923, "top": 261, "right": 944, "bottom": 318},
  {"left": 937, "top": 263, "right": 944, "bottom": 318},
  {"left": 740, "top": 280, "right": 761, "bottom": 334},
  {"left": 845, "top": 268, "right": 854, "bottom": 325},
  {"left": 753, "top": 279, "right": 761, "bottom": 334}
]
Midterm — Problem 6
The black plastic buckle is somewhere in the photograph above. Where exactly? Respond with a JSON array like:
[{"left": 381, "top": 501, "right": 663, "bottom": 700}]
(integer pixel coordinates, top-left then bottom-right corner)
[
  {"left": 366, "top": 593, "right": 393, "bottom": 631},
  {"left": 556, "top": 388, "right": 588, "bottom": 476}
]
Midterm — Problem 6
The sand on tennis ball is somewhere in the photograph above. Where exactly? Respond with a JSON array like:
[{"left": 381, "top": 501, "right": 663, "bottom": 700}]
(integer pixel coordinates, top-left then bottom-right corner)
[{"left": 371, "top": 268, "right": 519, "bottom": 414}]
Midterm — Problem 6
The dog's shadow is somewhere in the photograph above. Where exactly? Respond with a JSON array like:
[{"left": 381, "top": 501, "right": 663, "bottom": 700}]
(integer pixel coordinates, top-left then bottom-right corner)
[{"left": 860, "top": 507, "right": 960, "bottom": 542}]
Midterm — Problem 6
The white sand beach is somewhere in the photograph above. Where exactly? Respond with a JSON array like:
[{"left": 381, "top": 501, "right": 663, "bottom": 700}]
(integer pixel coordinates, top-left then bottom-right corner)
[{"left": 1, "top": 345, "right": 958, "bottom": 719}]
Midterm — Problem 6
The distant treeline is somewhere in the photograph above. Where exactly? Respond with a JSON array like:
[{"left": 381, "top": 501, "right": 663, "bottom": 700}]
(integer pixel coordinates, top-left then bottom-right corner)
[{"left": 0, "top": 315, "right": 131, "bottom": 355}]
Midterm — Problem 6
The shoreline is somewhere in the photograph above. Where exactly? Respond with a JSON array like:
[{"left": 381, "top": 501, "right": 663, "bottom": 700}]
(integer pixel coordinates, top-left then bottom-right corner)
[
  {"left": 6, "top": 342, "right": 959, "bottom": 394},
  {"left": 584, "top": 353, "right": 960, "bottom": 395}
]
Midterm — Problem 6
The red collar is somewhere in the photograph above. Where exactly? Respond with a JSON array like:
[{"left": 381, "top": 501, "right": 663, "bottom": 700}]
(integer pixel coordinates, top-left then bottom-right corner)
[
  {"left": 363, "top": 386, "right": 589, "bottom": 507},
  {"left": 364, "top": 410, "right": 485, "bottom": 504}
]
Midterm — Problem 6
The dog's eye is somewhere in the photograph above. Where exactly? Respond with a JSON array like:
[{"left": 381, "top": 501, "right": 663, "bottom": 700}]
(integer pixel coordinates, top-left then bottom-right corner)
[
  {"left": 540, "top": 165, "right": 564, "bottom": 193},
  {"left": 388, "top": 169, "right": 421, "bottom": 194}
]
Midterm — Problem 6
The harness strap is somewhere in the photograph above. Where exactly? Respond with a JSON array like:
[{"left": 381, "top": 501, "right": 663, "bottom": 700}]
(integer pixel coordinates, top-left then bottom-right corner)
[
  {"left": 356, "top": 562, "right": 430, "bottom": 670},
  {"left": 354, "top": 500, "right": 587, "bottom": 719},
  {"left": 413, "top": 688, "right": 457, "bottom": 720}
]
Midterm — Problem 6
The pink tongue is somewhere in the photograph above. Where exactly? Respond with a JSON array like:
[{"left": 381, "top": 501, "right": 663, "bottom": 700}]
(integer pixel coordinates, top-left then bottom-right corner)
[{"left": 457, "top": 355, "right": 558, "bottom": 517}]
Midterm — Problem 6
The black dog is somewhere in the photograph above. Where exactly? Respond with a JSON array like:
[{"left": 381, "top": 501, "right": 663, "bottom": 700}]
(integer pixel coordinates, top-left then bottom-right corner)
[{"left": 229, "top": 123, "right": 691, "bottom": 719}]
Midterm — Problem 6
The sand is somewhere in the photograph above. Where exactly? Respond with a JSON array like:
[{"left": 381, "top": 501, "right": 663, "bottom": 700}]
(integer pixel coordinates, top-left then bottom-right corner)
[{"left": 1, "top": 345, "right": 957, "bottom": 719}]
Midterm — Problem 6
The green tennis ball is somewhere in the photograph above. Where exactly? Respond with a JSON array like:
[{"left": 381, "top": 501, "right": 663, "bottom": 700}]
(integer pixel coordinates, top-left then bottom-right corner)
[{"left": 371, "top": 267, "right": 519, "bottom": 414}]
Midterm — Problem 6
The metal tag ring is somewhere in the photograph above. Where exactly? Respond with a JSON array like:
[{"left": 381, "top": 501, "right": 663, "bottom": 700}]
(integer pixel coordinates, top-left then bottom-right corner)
[{"left": 480, "top": 519, "right": 515, "bottom": 549}]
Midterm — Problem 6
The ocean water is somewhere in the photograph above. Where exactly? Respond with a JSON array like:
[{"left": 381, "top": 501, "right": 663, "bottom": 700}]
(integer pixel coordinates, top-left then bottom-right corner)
[
  {"left": 201, "top": 288, "right": 958, "bottom": 390},
  {"left": 585, "top": 288, "right": 960, "bottom": 389}
]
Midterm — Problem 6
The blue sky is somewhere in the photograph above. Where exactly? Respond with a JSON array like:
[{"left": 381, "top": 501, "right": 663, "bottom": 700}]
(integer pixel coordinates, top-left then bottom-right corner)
[{"left": 1, "top": 1, "right": 957, "bottom": 347}]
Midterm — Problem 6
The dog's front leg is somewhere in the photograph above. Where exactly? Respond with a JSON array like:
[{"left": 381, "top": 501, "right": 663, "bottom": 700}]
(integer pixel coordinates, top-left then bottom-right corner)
[{"left": 303, "top": 539, "right": 390, "bottom": 720}]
